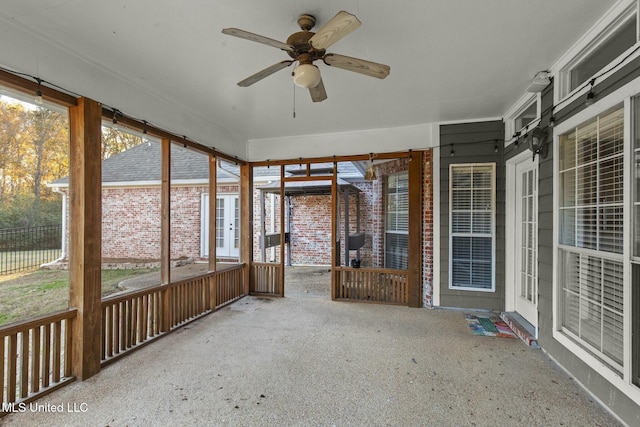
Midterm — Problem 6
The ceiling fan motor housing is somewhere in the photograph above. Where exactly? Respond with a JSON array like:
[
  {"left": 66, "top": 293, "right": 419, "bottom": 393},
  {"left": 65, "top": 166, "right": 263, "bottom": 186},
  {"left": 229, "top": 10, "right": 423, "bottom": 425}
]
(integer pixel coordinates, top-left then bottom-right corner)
[{"left": 286, "top": 31, "right": 325, "bottom": 61}]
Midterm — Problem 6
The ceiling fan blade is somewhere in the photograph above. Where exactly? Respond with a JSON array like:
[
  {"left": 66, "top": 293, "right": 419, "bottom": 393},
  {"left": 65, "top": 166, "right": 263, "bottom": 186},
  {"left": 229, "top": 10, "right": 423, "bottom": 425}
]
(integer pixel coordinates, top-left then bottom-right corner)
[
  {"left": 222, "top": 28, "right": 293, "bottom": 52},
  {"left": 323, "top": 53, "right": 390, "bottom": 79},
  {"left": 309, "top": 78, "right": 328, "bottom": 103},
  {"left": 309, "top": 11, "right": 361, "bottom": 50},
  {"left": 237, "top": 60, "right": 294, "bottom": 87}
]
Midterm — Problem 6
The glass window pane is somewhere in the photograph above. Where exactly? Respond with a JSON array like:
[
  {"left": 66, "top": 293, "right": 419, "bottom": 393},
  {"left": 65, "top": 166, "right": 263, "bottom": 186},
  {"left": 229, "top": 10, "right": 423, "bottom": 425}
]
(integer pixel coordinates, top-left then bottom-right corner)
[{"left": 570, "top": 17, "right": 637, "bottom": 92}]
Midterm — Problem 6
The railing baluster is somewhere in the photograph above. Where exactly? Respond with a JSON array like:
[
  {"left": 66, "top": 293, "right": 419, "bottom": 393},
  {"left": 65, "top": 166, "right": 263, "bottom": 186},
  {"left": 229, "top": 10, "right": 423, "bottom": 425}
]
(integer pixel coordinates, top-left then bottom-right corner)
[
  {"left": 64, "top": 319, "right": 72, "bottom": 378},
  {"left": 19, "top": 331, "right": 28, "bottom": 398},
  {"left": 31, "top": 326, "right": 41, "bottom": 394},
  {"left": 42, "top": 324, "right": 51, "bottom": 387},
  {"left": 52, "top": 320, "right": 61, "bottom": 383},
  {"left": 7, "top": 333, "right": 17, "bottom": 402},
  {"left": 0, "top": 335, "right": 5, "bottom": 403}
]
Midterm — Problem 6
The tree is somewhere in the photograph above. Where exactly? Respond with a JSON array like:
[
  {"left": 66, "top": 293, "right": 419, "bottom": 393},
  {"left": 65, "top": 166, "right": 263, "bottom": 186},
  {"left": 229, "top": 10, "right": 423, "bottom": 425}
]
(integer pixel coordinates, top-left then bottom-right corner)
[
  {"left": 0, "top": 101, "right": 28, "bottom": 199},
  {"left": 0, "top": 96, "right": 141, "bottom": 228},
  {"left": 102, "top": 127, "right": 142, "bottom": 160},
  {"left": 0, "top": 99, "right": 68, "bottom": 228}
]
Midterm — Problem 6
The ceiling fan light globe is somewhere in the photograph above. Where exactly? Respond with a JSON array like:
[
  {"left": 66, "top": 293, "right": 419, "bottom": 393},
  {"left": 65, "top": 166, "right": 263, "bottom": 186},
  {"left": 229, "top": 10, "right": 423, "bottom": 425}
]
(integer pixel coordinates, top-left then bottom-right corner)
[{"left": 293, "top": 63, "right": 321, "bottom": 88}]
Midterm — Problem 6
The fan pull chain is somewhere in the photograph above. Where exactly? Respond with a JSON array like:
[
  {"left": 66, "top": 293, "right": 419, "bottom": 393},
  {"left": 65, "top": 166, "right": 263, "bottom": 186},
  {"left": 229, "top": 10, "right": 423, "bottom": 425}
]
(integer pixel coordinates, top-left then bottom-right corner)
[{"left": 292, "top": 83, "right": 296, "bottom": 118}]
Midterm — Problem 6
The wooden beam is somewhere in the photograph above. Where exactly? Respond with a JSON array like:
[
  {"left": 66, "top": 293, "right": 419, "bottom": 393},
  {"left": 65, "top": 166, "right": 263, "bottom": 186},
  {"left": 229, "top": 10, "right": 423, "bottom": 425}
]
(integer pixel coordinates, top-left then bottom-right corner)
[
  {"left": 282, "top": 175, "right": 335, "bottom": 183},
  {"left": 240, "top": 163, "right": 253, "bottom": 296},
  {"left": 68, "top": 97, "right": 102, "bottom": 380},
  {"left": 101, "top": 108, "right": 244, "bottom": 165},
  {"left": 250, "top": 151, "right": 412, "bottom": 167},
  {"left": 407, "top": 150, "right": 423, "bottom": 307},
  {"left": 0, "top": 69, "right": 77, "bottom": 107}
]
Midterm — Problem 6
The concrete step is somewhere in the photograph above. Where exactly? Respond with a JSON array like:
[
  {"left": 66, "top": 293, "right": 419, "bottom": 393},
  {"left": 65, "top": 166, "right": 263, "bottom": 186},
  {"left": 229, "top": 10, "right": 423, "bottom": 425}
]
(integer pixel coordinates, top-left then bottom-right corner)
[{"left": 500, "top": 311, "right": 539, "bottom": 348}]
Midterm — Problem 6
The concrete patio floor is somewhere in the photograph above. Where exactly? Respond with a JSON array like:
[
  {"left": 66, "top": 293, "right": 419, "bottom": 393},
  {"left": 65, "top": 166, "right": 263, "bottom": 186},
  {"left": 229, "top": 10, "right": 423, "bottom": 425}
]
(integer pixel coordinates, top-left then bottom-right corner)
[{"left": 1, "top": 266, "right": 622, "bottom": 426}]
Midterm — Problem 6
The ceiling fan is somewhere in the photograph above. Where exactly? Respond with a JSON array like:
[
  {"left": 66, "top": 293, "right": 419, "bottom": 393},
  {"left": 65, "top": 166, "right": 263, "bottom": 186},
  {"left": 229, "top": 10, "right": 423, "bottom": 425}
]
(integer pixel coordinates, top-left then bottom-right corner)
[{"left": 222, "top": 11, "right": 390, "bottom": 102}]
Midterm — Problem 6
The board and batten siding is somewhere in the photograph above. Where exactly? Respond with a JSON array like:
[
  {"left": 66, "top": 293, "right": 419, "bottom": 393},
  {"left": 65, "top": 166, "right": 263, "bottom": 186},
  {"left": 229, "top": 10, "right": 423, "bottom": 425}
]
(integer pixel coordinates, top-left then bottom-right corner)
[{"left": 439, "top": 120, "right": 505, "bottom": 310}]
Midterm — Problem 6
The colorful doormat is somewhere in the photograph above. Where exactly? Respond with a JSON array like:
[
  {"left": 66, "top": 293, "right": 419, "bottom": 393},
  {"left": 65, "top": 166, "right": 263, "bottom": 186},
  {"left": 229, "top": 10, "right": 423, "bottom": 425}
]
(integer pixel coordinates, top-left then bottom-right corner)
[{"left": 464, "top": 314, "right": 516, "bottom": 338}]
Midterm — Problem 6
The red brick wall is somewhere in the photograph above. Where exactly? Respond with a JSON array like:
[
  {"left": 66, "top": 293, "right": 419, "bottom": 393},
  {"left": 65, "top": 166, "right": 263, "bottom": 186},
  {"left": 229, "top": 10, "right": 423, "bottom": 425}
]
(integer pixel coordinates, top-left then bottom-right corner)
[{"left": 101, "top": 185, "right": 212, "bottom": 260}]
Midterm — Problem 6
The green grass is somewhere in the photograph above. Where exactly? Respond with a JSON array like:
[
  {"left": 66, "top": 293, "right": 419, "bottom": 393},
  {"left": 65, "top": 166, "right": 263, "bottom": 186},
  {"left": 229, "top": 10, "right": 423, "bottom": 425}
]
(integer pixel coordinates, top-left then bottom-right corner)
[{"left": 0, "top": 267, "right": 159, "bottom": 327}]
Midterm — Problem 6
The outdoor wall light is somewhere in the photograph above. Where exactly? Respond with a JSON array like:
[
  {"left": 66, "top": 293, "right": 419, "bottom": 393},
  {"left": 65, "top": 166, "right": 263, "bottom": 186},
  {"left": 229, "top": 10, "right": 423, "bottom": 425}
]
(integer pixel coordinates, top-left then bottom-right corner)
[{"left": 526, "top": 127, "right": 548, "bottom": 160}]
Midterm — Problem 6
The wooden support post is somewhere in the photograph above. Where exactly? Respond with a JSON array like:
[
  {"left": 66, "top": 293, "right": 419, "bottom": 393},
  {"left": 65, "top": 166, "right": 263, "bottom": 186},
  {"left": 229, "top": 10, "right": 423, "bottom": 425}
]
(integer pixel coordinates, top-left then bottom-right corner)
[
  {"left": 407, "top": 150, "right": 423, "bottom": 307},
  {"left": 68, "top": 97, "right": 102, "bottom": 380},
  {"left": 160, "top": 139, "right": 171, "bottom": 331},
  {"left": 240, "top": 162, "right": 253, "bottom": 296},
  {"left": 279, "top": 166, "right": 285, "bottom": 297},
  {"left": 331, "top": 163, "right": 338, "bottom": 300},
  {"left": 208, "top": 156, "right": 217, "bottom": 272},
  {"left": 208, "top": 155, "right": 217, "bottom": 309}
]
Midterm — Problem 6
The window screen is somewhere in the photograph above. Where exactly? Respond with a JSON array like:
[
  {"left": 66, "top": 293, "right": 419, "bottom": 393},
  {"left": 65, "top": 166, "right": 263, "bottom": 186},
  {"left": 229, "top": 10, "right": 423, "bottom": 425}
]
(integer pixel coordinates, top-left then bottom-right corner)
[{"left": 449, "top": 164, "right": 495, "bottom": 290}]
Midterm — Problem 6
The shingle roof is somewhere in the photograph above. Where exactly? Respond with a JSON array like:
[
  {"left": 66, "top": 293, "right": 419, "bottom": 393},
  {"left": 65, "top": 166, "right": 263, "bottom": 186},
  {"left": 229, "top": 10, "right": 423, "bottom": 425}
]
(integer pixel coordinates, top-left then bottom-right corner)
[
  {"left": 51, "top": 141, "right": 220, "bottom": 185},
  {"left": 50, "top": 141, "right": 363, "bottom": 186}
]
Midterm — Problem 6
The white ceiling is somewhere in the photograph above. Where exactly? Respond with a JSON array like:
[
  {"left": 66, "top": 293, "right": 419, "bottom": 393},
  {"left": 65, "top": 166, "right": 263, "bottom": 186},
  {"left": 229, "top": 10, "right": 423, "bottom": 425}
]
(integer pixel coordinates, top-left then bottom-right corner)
[{"left": 0, "top": 0, "right": 618, "bottom": 160}]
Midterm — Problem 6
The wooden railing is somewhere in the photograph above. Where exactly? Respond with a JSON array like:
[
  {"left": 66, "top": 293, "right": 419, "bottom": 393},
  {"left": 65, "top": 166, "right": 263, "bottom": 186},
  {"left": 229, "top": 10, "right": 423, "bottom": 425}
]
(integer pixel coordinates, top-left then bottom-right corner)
[
  {"left": 334, "top": 267, "right": 408, "bottom": 305},
  {"left": 101, "top": 264, "right": 246, "bottom": 364},
  {"left": 102, "top": 286, "right": 164, "bottom": 361},
  {"left": 215, "top": 265, "right": 245, "bottom": 308},
  {"left": 250, "top": 262, "right": 282, "bottom": 295},
  {"left": 1, "top": 264, "right": 246, "bottom": 415},
  {"left": 1, "top": 309, "right": 76, "bottom": 410}
]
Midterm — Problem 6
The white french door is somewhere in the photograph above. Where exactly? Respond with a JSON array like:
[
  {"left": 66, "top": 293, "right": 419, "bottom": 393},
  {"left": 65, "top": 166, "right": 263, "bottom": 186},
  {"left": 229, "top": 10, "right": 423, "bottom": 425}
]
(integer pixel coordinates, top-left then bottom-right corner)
[
  {"left": 514, "top": 159, "right": 538, "bottom": 327},
  {"left": 201, "top": 194, "right": 239, "bottom": 258}
]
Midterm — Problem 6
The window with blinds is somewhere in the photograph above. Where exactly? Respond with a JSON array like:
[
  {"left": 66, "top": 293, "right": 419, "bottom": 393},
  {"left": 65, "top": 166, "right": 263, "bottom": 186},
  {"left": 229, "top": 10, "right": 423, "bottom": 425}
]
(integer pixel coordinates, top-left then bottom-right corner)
[
  {"left": 449, "top": 164, "right": 495, "bottom": 291},
  {"left": 385, "top": 172, "right": 408, "bottom": 269},
  {"left": 558, "top": 105, "right": 624, "bottom": 372},
  {"left": 634, "top": 98, "right": 640, "bottom": 386}
]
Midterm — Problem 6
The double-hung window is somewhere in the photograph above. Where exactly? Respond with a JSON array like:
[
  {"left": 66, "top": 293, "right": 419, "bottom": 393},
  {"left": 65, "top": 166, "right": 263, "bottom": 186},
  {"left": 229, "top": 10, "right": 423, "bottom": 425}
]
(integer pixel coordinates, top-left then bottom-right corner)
[
  {"left": 385, "top": 172, "right": 408, "bottom": 269},
  {"left": 558, "top": 106, "right": 625, "bottom": 373},
  {"left": 449, "top": 164, "right": 496, "bottom": 291}
]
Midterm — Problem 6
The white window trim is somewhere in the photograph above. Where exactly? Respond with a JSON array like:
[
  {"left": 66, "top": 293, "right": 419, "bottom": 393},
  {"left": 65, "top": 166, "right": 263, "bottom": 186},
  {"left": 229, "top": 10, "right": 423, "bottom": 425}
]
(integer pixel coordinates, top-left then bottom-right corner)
[
  {"left": 448, "top": 163, "right": 496, "bottom": 292},
  {"left": 551, "top": 0, "right": 640, "bottom": 107},
  {"left": 552, "top": 76, "right": 640, "bottom": 404},
  {"left": 503, "top": 93, "right": 541, "bottom": 144},
  {"left": 505, "top": 149, "right": 539, "bottom": 313}
]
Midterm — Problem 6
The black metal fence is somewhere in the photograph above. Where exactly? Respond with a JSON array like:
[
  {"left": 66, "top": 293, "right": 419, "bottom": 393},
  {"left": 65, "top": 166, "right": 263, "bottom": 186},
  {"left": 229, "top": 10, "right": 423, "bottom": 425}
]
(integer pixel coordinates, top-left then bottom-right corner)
[{"left": 0, "top": 224, "right": 62, "bottom": 275}]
